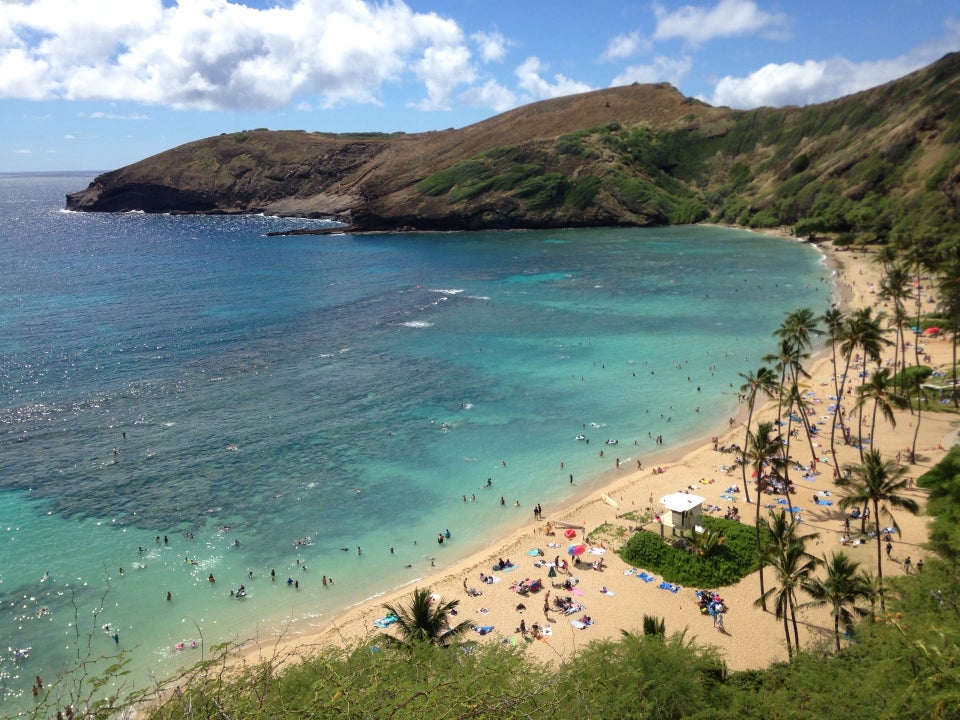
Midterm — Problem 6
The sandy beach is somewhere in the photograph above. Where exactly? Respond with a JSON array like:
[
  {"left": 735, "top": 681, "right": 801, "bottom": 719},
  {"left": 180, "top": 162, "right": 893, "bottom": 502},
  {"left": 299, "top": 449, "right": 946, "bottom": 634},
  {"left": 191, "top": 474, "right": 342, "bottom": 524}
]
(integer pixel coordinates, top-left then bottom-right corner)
[{"left": 233, "top": 235, "right": 959, "bottom": 674}]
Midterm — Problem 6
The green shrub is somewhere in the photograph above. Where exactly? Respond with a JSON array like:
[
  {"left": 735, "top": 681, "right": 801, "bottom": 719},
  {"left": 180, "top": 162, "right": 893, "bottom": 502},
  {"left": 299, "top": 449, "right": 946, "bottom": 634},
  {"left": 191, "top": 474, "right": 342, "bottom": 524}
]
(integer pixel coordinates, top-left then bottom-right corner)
[
  {"left": 416, "top": 160, "right": 491, "bottom": 196},
  {"left": 566, "top": 175, "right": 601, "bottom": 210},
  {"left": 514, "top": 173, "right": 569, "bottom": 210},
  {"left": 619, "top": 517, "right": 757, "bottom": 587}
]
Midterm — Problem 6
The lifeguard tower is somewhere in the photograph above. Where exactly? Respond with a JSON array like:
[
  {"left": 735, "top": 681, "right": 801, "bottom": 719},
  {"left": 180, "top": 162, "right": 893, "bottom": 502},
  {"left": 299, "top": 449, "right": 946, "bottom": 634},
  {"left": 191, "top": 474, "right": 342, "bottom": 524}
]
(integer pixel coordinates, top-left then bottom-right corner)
[{"left": 658, "top": 492, "right": 705, "bottom": 537}]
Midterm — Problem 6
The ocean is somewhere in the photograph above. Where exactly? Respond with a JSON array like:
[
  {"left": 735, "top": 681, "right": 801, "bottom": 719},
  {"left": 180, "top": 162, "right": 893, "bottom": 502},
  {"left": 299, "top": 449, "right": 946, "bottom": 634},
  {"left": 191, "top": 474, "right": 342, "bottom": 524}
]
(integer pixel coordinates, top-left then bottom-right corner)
[{"left": 0, "top": 172, "right": 833, "bottom": 714}]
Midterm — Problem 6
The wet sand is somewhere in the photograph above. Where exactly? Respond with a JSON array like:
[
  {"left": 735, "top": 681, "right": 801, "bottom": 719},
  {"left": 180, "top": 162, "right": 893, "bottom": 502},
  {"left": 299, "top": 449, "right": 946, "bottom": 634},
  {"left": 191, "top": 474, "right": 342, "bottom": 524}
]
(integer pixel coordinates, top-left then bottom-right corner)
[{"left": 231, "top": 234, "right": 958, "bottom": 674}]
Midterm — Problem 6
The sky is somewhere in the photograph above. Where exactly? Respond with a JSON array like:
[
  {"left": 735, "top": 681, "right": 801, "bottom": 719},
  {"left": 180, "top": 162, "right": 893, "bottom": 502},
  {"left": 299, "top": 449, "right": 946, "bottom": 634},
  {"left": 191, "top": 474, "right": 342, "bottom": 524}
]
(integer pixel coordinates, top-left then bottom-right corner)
[{"left": 2, "top": 0, "right": 959, "bottom": 172}]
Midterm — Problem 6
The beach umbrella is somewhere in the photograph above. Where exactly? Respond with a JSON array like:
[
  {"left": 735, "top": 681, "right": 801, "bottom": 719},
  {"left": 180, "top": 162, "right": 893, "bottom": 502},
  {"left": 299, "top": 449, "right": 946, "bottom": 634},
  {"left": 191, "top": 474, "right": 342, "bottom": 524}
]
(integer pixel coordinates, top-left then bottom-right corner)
[
  {"left": 568, "top": 544, "right": 586, "bottom": 556},
  {"left": 563, "top": 528, "right": 577, "bottom": 539},
  {"left": 923, "top": 327, "right": 940, "bottom": 335}
]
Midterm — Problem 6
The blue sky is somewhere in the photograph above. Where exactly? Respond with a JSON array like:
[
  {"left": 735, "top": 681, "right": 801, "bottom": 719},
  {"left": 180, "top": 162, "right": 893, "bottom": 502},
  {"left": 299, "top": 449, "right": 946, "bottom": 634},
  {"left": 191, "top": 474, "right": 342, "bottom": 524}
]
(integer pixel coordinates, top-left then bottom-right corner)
[{"left": 2, "top": 0, "right": 958, "bottom": 172}]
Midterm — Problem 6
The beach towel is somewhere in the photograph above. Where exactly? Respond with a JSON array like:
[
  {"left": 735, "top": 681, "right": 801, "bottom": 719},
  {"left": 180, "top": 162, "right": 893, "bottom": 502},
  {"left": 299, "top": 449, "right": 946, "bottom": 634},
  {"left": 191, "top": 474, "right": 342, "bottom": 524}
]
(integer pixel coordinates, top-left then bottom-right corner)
[
  {"left": 473, "top": 625, "right": 494, "bottom": 635},
  {"left": 658, "top": 582, "right": 681, "bottom": 593},
  {"left": 816, "top": 500, "right": 833, "bottom": 506},
  {"left": 499, "top": 564, "right": 518, "bottom": 572},
  {"left": 588, "top": 547, "right": 606, "bottom": 555},
  {"left": 541, "top": 625, "right": 553, "bottom": 636},
  {"left": 638, "top": 571, "right": 656, "bottom": 582},
  {"left": 776, "top": 497, "right": 788, "bottom": 505},
  {"left": 788, "top": 506, "right": 803, "bottom": 513},
  {"left": 624, "top": 568, "right": 637, "bottom": 576},
  {"left": 721, "top": 494, "right": 736, "bottom": 501},
  {"left": 601, "top": 589, "right": 615, "bottom": 596},
  {"left": 373, "top": 615, "right": 397, "bottom": 628},
  {"left": 570, "top": 587, "right": 585, "bottom": 596},
  {"left": 478, "top": 607, "right": 490, "bottom": 615},
  {"left": 570, "top": 619, "right": 594, "bottom": 629},
  {"left": 527, "top": 549, "right": 542, "bottom": 556}
]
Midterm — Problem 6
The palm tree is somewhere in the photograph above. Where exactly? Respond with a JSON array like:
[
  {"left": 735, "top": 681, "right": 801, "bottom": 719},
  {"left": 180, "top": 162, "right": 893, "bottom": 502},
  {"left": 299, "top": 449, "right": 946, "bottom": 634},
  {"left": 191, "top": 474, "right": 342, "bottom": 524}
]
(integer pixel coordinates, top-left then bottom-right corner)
[
  {"left": 805, "top": 551, "right": 873, "bottom": 651},
  {"left": 755, "top": 510, "right": 820, "bottom": 659},
  {"left": 820, "top": 306, "right": 846, "bottom": 477},
  {"left": 744, "top": 421, "right": 785, "bottom": 610},
  {"left": 836, "top": 449, "right": 920, "bottom": 610},
  {"left": 738, "top": 366, "right": 778, "bottom": 504},
  {"left": 763, "top": 338, "right": 795, "bottom": 431},
  {"left": 840, "top": 308, "right": 890, "bottom": 462},
  {"left": 855, "top": 367, "right": 905, "bottom": 450},
  {"left": 901, "top": 236, "right": 939, "bottom": 458},
  {"left": 380, "top": 587, "right": 472, "bottom": 648},
  {"left": 877, "top": 263, "right": 912, "bottom": 386},
  {"left": 935, "top": 254, "right": 960, "bottom": 408}
]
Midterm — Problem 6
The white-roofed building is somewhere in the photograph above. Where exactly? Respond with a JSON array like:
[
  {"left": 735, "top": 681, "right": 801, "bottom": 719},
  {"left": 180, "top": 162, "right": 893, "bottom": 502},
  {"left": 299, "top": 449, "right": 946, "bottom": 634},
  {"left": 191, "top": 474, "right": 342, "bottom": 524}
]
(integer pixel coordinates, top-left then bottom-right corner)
[{"left": 658, "top": 492, "right": 705, "bottom": 536}]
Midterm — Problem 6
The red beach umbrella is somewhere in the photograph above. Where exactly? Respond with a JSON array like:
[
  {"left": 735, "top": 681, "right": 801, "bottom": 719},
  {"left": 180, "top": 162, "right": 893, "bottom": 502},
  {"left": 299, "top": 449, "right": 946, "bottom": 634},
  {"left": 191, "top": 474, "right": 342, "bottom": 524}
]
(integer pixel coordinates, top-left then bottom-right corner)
[
  {"left": 923, "top": 327, "right": 940, "bottom": 335},
  {"left": 563, "top": 528, "right": 577, "bottom": 539}
]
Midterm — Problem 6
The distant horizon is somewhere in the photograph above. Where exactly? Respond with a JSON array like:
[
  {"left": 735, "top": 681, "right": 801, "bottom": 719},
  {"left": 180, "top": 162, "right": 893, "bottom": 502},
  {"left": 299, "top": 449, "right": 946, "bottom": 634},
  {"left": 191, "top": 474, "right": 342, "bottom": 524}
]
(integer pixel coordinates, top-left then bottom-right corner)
[{"left": 3, "top": 0, "right": 958, "bottom": 172}]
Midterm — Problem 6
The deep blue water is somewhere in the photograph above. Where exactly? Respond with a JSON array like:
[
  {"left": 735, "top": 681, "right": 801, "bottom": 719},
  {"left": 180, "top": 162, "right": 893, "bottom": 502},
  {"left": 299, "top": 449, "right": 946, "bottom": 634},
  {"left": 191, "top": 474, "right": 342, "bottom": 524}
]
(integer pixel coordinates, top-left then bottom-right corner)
[{"left": 0, "top": 172, "right": 833, "bottom": 713}]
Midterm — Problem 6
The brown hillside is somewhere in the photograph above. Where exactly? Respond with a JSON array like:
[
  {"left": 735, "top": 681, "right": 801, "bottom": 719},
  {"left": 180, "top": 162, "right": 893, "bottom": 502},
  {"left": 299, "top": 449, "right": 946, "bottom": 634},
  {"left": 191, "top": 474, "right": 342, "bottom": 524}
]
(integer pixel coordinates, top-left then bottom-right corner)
[{"left": 65, "top": 53, "right": 960, "bottom": 239}]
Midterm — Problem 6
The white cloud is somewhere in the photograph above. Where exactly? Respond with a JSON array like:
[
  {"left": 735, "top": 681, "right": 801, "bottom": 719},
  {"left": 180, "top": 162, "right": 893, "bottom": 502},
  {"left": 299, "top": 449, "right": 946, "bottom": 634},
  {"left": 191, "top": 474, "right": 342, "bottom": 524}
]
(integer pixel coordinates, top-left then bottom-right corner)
[
  {"left": 515, "top": 56, "right": 593, "bottom": 100},
  {"left": 472, "top": 30, "right": 512, "bottom": 63},
  {"left": 13, "top": 148, "right": 32, "bottom": 154},
  {"left": 707, "top": 18, "right": 960, "bottom": 108},
  {"left": 709, "top": 52, "right": 944, "bottom": 109},
  {"left": 601, "top": 30, "right": 649, "bottom": 62},
  {"left": 459, "top": 78, "right": 517, "bottom": 113},
  {"left": 652, "top": 0, "right": 788, "bottom": 46},
  {"left": 611, "top": 55, "right": 693, "bottom": 88},
  {"left": 63, "top": 133, "right": 75, "bottom": 139},
  {"left": 80, "top": 111, "right": 149, "bottom": 120},
  {"left": 0, "top": 0, "right": 477, "bottom": 111},
  {"left": 412, "top": 43, "right": 475, "bottom": 110}
]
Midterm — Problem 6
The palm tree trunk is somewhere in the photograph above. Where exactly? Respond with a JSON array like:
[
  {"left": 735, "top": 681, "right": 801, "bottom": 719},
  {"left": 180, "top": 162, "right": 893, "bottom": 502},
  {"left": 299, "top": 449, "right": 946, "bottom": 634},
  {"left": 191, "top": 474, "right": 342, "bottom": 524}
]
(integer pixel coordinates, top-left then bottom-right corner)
[
  {"left": 834, "top": 614, "right": 841, "bottom": 652},
  {"left": 741, "top": 399, "right": 755, "bottom": 505},
  {"left": 830, "top": 354, "right": 854, "bottom": 477},
  {"left": 788, "top": 595, "right": 801, "bottom": 649},
  {"left": 912, "top": 260, "right": 924, "bottom": 459},
  {"left": 857, "top": 355, "right": 869, "bottom": 463},
  {"left": 755, "top": 497, "right": 766, "bottom": 611},
  {"left": 953, "top": 330, "right": 958, "bottom": 408},
  {"left": 874, "top": 498, "right": 885, "bottom": 611},
  {"left": 783, "top": 609, "right": 793, "bottom": 660}
]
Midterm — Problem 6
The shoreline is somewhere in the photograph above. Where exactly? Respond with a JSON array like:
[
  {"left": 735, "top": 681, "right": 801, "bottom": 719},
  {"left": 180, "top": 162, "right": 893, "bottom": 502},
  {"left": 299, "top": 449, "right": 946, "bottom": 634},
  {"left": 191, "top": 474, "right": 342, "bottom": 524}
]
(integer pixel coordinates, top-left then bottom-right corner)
[{"left": 187, "top": 229, "right": 958, "bottom": 683}]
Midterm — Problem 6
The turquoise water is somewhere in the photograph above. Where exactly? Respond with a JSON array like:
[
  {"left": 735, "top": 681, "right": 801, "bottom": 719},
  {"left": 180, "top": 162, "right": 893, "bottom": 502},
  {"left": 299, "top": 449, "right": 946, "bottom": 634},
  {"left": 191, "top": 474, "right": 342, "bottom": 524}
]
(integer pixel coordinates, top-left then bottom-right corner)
[{"left": 0, "top": 173, "right": 834, "bottom": 713}]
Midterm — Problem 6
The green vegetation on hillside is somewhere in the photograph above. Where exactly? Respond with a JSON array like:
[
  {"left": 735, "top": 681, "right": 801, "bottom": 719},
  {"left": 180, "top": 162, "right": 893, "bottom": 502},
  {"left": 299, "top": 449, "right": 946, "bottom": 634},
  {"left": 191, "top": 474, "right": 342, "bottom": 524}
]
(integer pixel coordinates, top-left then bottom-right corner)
[{"left": 409, "top": 53, "right": 960, "bottom": 247}]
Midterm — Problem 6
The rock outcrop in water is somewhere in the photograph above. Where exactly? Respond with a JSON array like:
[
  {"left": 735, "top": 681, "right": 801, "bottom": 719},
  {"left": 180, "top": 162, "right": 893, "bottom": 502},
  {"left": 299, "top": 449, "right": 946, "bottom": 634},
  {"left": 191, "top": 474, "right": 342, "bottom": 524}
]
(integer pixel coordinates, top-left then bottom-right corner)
[{"left": 67, "top": 52, "right": 960, "bottom": 237}]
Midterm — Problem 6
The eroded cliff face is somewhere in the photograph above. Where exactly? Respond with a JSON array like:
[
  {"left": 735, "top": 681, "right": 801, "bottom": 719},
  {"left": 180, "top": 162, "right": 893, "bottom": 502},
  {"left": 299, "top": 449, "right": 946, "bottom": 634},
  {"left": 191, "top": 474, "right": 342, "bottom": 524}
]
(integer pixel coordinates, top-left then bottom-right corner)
[{"left": 66, "top": 132, "right": 397, "bottom": 219}]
